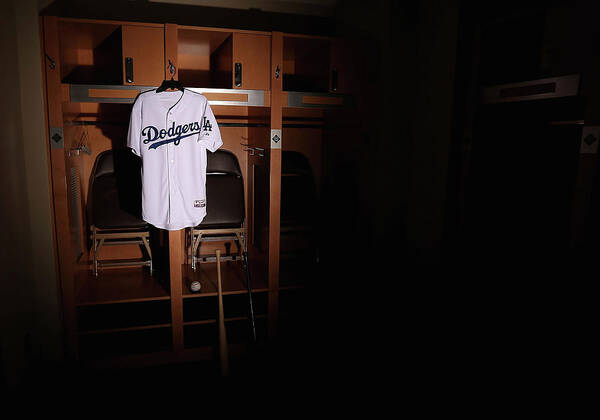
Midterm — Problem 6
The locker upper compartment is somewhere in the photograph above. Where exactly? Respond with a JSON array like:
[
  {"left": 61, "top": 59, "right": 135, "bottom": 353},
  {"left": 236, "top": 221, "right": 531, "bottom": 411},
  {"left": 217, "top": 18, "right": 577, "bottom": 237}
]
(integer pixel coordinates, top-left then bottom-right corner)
[{"left": 58, "top": 20, "right": 165, "bottom": 86}]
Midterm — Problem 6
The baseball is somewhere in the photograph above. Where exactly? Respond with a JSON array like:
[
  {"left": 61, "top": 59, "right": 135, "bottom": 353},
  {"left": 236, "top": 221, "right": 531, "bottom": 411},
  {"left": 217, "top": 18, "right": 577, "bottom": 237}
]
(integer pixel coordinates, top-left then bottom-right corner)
[{"left": 190, "top": 280, "right": 201, "bottom": 292}]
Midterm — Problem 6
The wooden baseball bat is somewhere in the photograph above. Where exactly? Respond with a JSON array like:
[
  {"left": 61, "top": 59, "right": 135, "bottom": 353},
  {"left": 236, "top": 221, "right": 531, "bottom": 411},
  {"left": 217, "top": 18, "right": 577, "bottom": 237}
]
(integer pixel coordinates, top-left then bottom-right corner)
[{"left": 216, "top": 249, "right": 229, "bottom": 376}]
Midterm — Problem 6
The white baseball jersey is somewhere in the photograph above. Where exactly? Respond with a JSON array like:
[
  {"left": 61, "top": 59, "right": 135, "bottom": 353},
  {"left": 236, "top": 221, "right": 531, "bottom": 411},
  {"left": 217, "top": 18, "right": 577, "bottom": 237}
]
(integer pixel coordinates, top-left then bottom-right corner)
[{"left": 127, "top": 89, "right": 223, "bottom": 230}]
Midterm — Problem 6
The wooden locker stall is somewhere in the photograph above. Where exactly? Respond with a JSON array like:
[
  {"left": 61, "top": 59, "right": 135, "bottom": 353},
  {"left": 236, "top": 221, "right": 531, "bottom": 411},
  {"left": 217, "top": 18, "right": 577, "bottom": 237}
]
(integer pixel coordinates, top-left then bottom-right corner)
[
  {"left": 277, "top": 33, "right": 354, "bottom": 332},
  {"left": 164, "top": 24, "right": 274, "bottom": 351},
  {"left": 46, "top": 17, "right": 174, "bottom": 362},
  {"left": 174, "top": 25, "right": 270, "bottom": 91},
  {"left": 122, "top": 25, "right": 165, "bottom": 86},
  {"left": 41, "top": 14, "right": 355, "bottom": 368}
]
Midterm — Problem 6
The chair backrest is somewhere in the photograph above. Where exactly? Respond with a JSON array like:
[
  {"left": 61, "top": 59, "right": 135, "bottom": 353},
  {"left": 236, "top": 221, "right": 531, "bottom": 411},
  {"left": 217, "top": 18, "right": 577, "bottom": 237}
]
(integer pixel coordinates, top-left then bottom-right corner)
[
  {"left": 90, "top": 149, "right": 145, "bottom": 229},
  {"left": 282, "top": 150, "right": 313, "bottom": 177},
  {"left": 92, "top": 150, "right": 116, "bottom": 179},
  {"left": 93, "top": 149, "right": 236, "bottom": 179},
  {"left": 92, "top": 149, "right": 141, "bottom": 179},
  {"left": 207, "top": 149, "right": 242, "bottom": 177},
  {"left": 281, "top": 151, "right": 317, "bottom": 225},
  {"left": 199, "top": 149, "right": 245, "bottom": 228}
]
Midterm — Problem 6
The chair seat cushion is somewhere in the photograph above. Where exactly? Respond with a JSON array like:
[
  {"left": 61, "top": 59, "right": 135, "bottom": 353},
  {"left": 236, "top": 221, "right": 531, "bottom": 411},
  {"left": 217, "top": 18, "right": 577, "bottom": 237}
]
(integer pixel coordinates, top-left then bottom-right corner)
[
  {"left": 196, "top": 174, "right": 245, "bottom": 229},
  {"left": 92, "top": 175, "right": 148, "bottom": 229}
]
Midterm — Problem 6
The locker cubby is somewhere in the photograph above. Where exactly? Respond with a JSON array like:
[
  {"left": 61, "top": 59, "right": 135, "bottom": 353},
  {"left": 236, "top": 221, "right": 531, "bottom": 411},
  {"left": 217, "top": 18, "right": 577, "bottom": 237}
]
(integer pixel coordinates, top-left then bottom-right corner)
[
  {"left": 279, "top": 257, "right": 319, "bottom": 289},
  {"left": 78, "top": 327, "right": 172, "bottom": 359},
  {"left": 283, "top": 35, "right": 331, "bottom": 93},
  {"left": 77, "top": 299, "right": 172, "bottom": 332},
  {"left": 75, "top": 266, "right": 170, "bottom": 307},
  {"left": 184, "top": 317, "right": 267, "bottom": 349},
  {"left": 277, "top": 288, "right": 311, "bottom": 344},
  {"left": 58, "top": 19, "right": 165, "bottom": 86},
  {"left": 58, "top": 20, "right": 123, "bottom": 85},
  {"left": 184, "top": 323, "right": 217, "bottom": 348},
  {"left": 279, "top": 109, "right": 324, "bottom": 288},
  {"left": 183, "top": 292, "right": 268, "bottom": 323},
  {"left": 177, "top": 28, "right": 234, "bottom": 88},
  {"left": 224, "top": 317, "right": 267, "bottom": 344},
  {"left": 278, "top": 288, "right": 308, "bottom": 318}
]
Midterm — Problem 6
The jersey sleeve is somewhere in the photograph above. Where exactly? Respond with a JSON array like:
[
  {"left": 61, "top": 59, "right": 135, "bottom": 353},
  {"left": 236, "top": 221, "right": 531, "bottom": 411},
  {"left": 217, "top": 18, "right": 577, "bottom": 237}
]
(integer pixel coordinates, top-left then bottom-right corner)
[
  {"left": 127, "top": 95, "right": 143, "bottom": 156},
  {"left": 199, "top": 101, "right": 223, "bottom": 152}
]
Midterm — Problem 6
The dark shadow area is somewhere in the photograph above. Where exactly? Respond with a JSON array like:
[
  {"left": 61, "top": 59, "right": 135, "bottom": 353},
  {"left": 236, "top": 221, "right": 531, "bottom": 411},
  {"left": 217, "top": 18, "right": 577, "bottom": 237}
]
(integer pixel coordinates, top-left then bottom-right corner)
[
  {"left": 279, "top": 151, "right": 318, "bottom": 281},
  {"left": 89, "top": 149, "right": 144, "bottom": 230},
  {"left": 40, "top": 0, "right": 337, "bottom": 36},
  {"left": 10, "top": 0, "right": 600, "bottom": 397},
  {"left": 90, "top": 101, "right": 169, "bottom": 277}
]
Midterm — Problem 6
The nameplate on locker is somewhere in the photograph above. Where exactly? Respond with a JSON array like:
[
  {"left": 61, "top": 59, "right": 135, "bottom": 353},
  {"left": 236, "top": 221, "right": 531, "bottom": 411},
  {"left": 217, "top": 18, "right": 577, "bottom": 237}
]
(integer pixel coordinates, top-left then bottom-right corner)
[
  {"left": 580, "top": 126, "right": 600, "bottom": 155},
  {"left": 271, "top": 129, "right": 282, "bottom": 150}
]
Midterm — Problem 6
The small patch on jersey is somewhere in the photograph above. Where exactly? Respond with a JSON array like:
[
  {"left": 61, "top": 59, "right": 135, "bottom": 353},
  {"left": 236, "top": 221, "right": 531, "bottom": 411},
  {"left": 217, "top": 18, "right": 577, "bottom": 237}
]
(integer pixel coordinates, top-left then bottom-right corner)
[
  {"left": 202, "top": 117, "right": 213, "bottom": 132},
  {"left": 194, "top": 199, "right": 206, "bottom": 208}
]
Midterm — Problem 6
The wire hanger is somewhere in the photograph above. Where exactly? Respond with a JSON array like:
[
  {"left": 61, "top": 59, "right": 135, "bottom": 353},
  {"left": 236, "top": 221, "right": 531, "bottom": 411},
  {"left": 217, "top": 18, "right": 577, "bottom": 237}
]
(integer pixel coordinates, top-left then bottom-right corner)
[{"left": 156, "top": 76, "right": 184, "bottom": 93}]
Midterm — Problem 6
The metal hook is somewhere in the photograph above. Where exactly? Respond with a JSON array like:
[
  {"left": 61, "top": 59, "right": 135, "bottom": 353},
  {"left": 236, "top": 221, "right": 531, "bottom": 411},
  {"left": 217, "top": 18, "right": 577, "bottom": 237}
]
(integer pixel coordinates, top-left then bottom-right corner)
[
  {"left": 45, "top": 53, "right": 55, "bottom": 70},
  {"left": 69, "top": 129, "right": 91, "bottom": 156},
  {"left": 68, "top": 144, "right": 91, "bottom": 157}
]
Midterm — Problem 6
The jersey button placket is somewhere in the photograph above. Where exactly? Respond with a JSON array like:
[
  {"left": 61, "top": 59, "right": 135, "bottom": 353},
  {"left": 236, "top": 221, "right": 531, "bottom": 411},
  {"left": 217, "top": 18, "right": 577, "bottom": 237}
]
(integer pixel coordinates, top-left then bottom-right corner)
[
  {"left": 165, "top": 92, "right": 183, "bottom": 228},
  {"left": 170, "top": 113, "right": 175, "bottom": 225},
  {"left": 167, "top": 112, "right": 173, "bottom": 226}
]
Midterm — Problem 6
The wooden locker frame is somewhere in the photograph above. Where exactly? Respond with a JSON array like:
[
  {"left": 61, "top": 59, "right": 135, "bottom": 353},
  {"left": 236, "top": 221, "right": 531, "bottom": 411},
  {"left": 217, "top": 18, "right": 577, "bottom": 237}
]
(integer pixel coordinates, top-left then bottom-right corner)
[{"left": 41, "top": 15, "right": 351, "bottom": 367}]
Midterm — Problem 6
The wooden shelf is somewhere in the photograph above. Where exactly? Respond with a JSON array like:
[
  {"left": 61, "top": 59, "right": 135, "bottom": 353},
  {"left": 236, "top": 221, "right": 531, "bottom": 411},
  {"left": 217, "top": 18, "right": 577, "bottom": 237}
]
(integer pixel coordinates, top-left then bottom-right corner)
[
  {"left": 75, "top": 267, "right": 170, "bottom": 306},
  {"left": 78, "top": 323, "right": 172, "bottom": 336},
  {"left": 181, "top": 262, "right": 268, "bottom": 298},
  {"left": 67, "top": 84, "right": 269, "bottom": 106},
  {"left": 79, "top": 347, "right": 214, "bottom": 369},
  {"left": 77, "top": 324, "right": 173, "bottom": 360},
  {"left": 183, "top": 318, "right": 268, "bottom": 350},
  {"left": 65, "top": 83, "right": 353, "bottom": 109},
  {"left": 184, "top": 314, "right": 267, "bottom": 326},
  {"left": 283, "top": 91, "right": 351, "bottom": 109}
]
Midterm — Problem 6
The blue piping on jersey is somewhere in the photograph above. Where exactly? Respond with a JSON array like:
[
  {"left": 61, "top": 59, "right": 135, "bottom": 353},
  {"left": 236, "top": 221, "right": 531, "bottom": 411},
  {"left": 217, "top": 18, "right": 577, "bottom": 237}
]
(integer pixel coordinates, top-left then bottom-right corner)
[{"left": 146, "top": 131, "right": 198, "bottom": 149}]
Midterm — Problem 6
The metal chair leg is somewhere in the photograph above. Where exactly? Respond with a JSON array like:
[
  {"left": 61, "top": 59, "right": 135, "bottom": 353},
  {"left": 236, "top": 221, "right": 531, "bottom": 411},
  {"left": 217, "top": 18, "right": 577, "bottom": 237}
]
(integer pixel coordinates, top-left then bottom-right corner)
[
  {"left": 92, "top": 226, "right": 98, "bottom": 277},
  {"left": 191, "top": 230, "right": 196, "bottom": 271},
  {"left": 191, "top": 232, "right": 203, "bottom": 271},
  {"left": 141, "top": 234, "right": 152, "bottom": 275}
]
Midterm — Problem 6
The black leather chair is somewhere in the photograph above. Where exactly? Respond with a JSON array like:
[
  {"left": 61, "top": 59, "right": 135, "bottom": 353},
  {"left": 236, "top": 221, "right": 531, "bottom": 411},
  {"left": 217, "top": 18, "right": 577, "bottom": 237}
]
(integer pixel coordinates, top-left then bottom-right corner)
[
  {"left": 89, "top": 149, "right": 152, "bottom": 276},
  {"left": 189, "top": 150, "right": 246, "bottom": 269},
  {"left": 280, "top": 151, "right": 318, "bottom": 263}
]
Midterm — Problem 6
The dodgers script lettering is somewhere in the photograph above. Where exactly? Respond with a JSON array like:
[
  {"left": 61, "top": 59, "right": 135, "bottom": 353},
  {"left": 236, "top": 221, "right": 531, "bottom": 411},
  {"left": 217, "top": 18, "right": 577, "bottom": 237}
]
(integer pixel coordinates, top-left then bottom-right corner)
[{"left": 142, "top": 117, "right": 213, "bottom": 150}]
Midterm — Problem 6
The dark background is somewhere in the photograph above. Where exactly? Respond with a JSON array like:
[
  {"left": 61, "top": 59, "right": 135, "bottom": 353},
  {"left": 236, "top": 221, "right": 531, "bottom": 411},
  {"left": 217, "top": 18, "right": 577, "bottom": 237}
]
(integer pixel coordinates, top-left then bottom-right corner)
[{"left": 1, "top": 0, "right": 596, "bottom": 399}]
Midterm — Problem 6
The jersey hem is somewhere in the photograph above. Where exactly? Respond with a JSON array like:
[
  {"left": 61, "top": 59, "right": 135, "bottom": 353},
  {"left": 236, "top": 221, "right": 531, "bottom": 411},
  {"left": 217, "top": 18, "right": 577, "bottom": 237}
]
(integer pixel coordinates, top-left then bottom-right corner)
[{"left": 142, "top": 214, "right": 207, "bottom": 231}]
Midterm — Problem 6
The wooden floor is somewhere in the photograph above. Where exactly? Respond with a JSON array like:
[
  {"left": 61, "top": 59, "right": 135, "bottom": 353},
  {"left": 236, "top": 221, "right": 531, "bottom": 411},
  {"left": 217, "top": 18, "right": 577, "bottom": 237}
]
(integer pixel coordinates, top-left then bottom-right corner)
[
  {"left": 69, "top": 256, "right": 318, "bottom": 367},
  {"left": 75, "top": 266, "right": 169, "bottom": 306},
  {"left": 74, "top": 251, "right": 318, "bottom": 304},
  {"left": 181, "top": 261, "right": 268, "bottom": 297}
]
